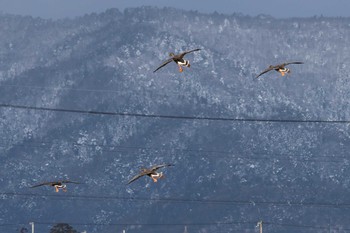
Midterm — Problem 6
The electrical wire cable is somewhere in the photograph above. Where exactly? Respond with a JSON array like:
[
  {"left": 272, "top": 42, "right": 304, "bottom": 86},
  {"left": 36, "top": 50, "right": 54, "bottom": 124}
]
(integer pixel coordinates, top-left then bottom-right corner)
[
  {"left": 0, "top": 137, "right": 350, "bottom": 163},
  {"left": 265, "top": 221, "right": 350, "bottom": 231},
  {"left": 1, "top": 103, "right": 350, "bottom": 124},
  {"left": 0, "top": 83, "right": 201, "bottom": 98},
  {"left": 34, "top": 220, "right": 254, "bottom": 226},
  {"left": 0, "top": 138, "right": 348, "bottom": 163},
  {"left": 1, "top": 192, "right": 350, "bottom": 209},
  {"left": 1, "top": 220, "right": 350, "bottom": 231}
]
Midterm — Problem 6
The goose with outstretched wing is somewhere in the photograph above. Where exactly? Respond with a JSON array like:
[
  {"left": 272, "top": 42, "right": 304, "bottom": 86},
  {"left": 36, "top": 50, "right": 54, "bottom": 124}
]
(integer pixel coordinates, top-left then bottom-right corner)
[
  {"left": 153, "top": 49, "right": 201, "bottom": 73},
  {"left": 30, "top": 180, "right": 81, "bottom": 192},
  {"left": 127, "top": 164, "right": 174, "bottom": 184},
  {"left": 256, "top": 61, "right": 303, "bottom": 78}
]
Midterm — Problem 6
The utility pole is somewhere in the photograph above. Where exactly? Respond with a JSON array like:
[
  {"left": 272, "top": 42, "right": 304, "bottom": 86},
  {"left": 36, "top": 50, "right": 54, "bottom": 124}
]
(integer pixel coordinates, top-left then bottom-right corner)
[
  {"left": 29, "top": 222, "right": 34, "bottom": 233},
  {"left": 256, "top": 221, "right": 262, "bottom": 233}
]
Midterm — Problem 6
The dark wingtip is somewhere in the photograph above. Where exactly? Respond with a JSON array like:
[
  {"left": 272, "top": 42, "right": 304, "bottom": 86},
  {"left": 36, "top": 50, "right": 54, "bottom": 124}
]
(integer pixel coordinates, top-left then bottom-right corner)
[{"left": 66, "top": 180, "right": 82, "bottom": 184}]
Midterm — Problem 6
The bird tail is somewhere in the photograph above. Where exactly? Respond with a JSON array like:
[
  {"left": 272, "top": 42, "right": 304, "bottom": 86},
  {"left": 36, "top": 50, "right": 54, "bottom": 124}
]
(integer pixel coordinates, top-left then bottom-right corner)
[
  {"left": 279, "top": 68, "right": 290, "bottom": 76},
  {"left": 160, "top": 172, "right": 165, "bottom": 179},
  {"left": 184, "top": 60, "right": 190, "bottom": 67},
  {"left": 178, "top": 60, "right": 190, "bottom": 67}
]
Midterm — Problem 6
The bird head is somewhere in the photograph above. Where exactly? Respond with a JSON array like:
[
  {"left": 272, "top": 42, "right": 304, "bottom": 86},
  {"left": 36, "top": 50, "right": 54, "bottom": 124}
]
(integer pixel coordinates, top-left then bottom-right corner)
[{"left": 169, "top": 52, "right": 175, "bottom": 57}]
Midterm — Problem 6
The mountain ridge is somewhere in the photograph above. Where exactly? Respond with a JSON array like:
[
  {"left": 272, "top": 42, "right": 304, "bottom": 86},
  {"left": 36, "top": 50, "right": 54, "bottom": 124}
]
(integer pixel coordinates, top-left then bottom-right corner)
[{"left": 0, "top": 6, "right": 350, "bottom": 233}]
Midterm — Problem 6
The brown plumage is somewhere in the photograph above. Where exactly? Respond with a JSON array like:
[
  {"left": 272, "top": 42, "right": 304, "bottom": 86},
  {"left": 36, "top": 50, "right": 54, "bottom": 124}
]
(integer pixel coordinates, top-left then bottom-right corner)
[
  {"left": 256, "top": 61, "right": 303, "bottom": 78},
  {"left": 30, "top": 180, "right": 81, "bottom": 192},
  {"left": 153, "top": 49, "right": 201, "bottom": 73},
  {"left": 127, "top": 164, "right": 174, "bottom": 184}
]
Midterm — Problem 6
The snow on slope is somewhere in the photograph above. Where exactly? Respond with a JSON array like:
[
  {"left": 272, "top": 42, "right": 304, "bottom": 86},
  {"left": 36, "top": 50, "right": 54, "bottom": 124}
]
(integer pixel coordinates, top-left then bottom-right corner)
[{"left": 0, "top": 7, "right": 350, "bottom": 233}]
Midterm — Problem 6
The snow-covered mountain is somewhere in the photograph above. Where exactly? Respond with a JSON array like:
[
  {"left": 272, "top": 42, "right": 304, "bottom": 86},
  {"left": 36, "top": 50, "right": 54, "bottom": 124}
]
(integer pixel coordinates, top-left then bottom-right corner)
[{"left": 0, "top": 7, "right": 350, "bottom": 233}]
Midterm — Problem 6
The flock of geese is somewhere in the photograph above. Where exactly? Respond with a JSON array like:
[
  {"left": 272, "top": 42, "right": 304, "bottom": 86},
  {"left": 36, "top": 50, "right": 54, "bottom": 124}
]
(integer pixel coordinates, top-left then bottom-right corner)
[
  {"left": 153, "top": 48, "right": 303, "bottom": 78},
  {"left": 30, "top": 49, "right": 303, "bottom": 192},
  {"left": 31, "top": 164, "right": 173, "bottom": 192}
]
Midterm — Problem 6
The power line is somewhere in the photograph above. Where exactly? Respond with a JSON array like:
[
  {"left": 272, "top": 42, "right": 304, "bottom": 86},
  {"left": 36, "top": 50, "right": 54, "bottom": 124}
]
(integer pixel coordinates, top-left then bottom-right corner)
[
  {"left": 265, "top": 222, "right": 350, "bottom": 231},
  {"left": 0, "top": 84, "right": 198, "bottom": 98},
  {"left": 0, "top": 84, "right": 130, "bottom": 94},
  {"left": 0, "top": 224, "right": 20, "bottom": 227},
  {"left": 2, "top": 192, "right": 350, "bottom": 209},
  {"left": 0, "top": 137, "right": 350, "bottom": 163},
  {"left": 1, "top": 221, "right": 350, "bottom": 231},
  {"left": 1, "top": 103, "right": 350, "bottom": 124},
  {"left": 34, "top": 220, "right": 254, "bottom": 227},
  {"left": 2, "top": 143, "right": 347, "bottom": 164},
  {"left": 0, "top": 221, "right": 255, "bottom": 228},
  {"left": 1, "top": 139, "right": 348, "bottom": 163}
]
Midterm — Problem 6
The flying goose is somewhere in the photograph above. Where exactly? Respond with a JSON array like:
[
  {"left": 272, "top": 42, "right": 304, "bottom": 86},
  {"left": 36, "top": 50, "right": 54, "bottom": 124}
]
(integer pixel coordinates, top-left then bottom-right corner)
[
  {"left": 256, "top": 61, "right": 303, "bottom": 78},
  {"left": 127, "top": 164, "right": 174, "bottom": 184},
  {"left": 30, "top": 180, "right": 81, "bottom": 192},
  {"left": 153, "top": 49, "right": 201, "bottom": 73}
]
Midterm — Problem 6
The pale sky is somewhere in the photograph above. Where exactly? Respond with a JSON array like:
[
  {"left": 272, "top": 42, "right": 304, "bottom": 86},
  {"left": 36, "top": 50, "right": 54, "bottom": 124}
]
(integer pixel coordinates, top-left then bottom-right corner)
[{"left": 0, "top": 0, "right": 349, "bottom": 19}]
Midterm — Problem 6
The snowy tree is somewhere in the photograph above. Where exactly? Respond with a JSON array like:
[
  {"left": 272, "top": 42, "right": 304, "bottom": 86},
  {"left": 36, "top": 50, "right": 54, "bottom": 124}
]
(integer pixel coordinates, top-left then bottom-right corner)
[{"left": 49, "top": 223, "right": 78, "bottom": 233}]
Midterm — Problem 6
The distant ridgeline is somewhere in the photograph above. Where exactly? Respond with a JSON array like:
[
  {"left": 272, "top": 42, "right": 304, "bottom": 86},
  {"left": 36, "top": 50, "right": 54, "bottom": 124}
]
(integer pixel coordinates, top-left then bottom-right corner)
[{"left": 0, "top": 7, "right": 349, "bottom": 233}]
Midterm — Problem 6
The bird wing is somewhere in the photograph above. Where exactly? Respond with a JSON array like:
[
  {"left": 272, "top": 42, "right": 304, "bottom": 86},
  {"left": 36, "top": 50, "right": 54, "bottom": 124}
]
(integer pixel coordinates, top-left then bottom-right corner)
[
  {"left": 151, "top": 164, "right": 174, "bottom": 171},
  {"left": 127, "top": 173, "right": 146, "bottom": 185},
  {"left": 283, "top": 61, "right": 304, "bottom": 66},
  {"left": 30, "top": 181, "right": 54, "bottom": 188},
  {"left": 256, "top": 66, "right": 275, "bottom": 78},
  {"left": 153, "top": 58, "right": 174, "bottom": 73},
  {"left": 61, "top": 180, "right": 81, "bottom": 184},
  {"left": 179, "top": 48, "right": 201, "bottom": 58}
]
